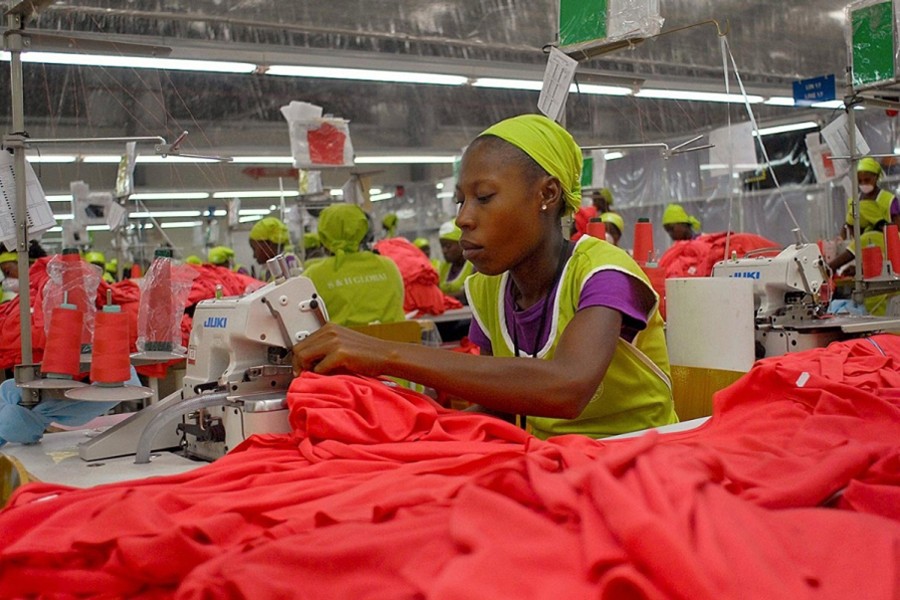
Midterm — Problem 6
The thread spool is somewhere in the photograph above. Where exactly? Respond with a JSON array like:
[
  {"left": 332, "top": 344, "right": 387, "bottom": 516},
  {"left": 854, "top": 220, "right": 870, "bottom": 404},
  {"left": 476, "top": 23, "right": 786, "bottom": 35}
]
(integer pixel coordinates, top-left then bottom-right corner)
[
  {"left": 66, "top": 303, "right": 153, "bottom": 401},
  {"left": 633, "top": 218, "right": 654, "bottom": 265},
  {"left": 885, "top": 224, "right": 900, "bottom": 274},
  {"left": 862, "top": 244, "right": 884, "bottom": 279},
  {"left": 586, "top": 218, "right": 607, "bottom": 240},
  {"left": 91, "top": 306, "right": 132, "bottom": 384},
  {"left": 42, "top": 303, "right": 83, "bottom": 378}
]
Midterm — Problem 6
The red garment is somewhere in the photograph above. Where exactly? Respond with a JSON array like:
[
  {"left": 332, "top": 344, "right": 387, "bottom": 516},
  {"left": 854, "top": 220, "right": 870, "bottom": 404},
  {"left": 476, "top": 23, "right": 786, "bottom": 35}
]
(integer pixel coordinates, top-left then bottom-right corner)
[
  {"left": 658, "top": 232, "right": 780, "bottom": 278},
  {"left": 1, "top": 337, "right": 899, "bottom": 598},
  {"left": 571, "top": 205, "right": 598, "bottom": 241},
  {"left": 374, "top": 238, "right": 461, "bottom": 316}
]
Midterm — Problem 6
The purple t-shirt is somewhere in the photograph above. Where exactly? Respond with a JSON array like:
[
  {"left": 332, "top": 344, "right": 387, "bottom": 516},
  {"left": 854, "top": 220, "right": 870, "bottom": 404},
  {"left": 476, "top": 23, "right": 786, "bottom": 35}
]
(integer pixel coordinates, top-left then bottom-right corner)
[{"left": 467, "top": 270, "right": 655, "bottom": 356}]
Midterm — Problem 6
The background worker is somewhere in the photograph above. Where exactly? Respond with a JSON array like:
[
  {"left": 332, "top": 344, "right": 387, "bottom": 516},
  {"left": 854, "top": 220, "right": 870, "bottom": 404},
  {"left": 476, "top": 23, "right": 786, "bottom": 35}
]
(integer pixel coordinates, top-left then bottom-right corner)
[
  {"left": 85, "top": 251, "right": 114, "bottom": 284},
  {"left": 828, "top": 157, "right": 900, "bottom": 274},
  {"left": 382, "top": 212, "right": 399, "bottom": 239},
  {"left": 662, "top": 203, "right": 701, "bottom": 242},
  {"left": 207, "top": 245, "right": 248, "bottom": 275},
  {"left": 293, "top": 114, "right": 676, "bottom": 439},
  {"left": 570, "top": 188, "right": 615, "bottom": 241},
  {"left": 0, "top": 248, "right": 18, "bottom": 303},
  {"left": 600, "top": 212, "right": 625, "bottom": 247},
  {"left": 248, "top": 216, "right": 296, "bottom": 280},
  {"left": 303, "top": 203, "right": 405, "bottom": 327},
  {"left": 437, "top": 220, "right": 474, "bottom": 301}
]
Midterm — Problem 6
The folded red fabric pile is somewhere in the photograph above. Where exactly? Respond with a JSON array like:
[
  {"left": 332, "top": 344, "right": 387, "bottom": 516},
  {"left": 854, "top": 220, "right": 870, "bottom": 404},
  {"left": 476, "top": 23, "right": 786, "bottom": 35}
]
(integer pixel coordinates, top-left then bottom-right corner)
[
  {"left": 0, "top": 336, "right": 898, "bottom": 598},
  {"left": 658, "top": 232, "right": 780, "bottom": 278},
  {"left": 374, "top": 238, "right": 462, "bottom": 316}
]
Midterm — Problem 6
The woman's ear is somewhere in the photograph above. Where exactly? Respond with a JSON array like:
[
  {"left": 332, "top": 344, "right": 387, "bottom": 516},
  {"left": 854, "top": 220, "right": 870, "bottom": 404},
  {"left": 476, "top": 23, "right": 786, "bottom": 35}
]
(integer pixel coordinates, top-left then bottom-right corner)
[{"left": 539, "top": 177, "right": 563, "bottom": 214}]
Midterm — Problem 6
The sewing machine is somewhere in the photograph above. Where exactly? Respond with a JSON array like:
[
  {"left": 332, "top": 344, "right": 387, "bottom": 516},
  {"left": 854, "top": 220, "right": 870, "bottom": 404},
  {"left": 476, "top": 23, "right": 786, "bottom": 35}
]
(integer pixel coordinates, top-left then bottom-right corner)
[
  {"left": 712, "top": 242, "right": 900, "bottom": 357},
  {"left": 78, "top": 257, "right": 326, "bottom": 462}
]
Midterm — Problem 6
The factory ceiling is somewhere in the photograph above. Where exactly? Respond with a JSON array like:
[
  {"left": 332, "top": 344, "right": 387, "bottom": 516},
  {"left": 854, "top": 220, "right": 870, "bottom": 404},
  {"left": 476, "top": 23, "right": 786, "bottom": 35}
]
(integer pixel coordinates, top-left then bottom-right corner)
[{"left": 0, "top": 0, "right": 866, "bottom": 206}]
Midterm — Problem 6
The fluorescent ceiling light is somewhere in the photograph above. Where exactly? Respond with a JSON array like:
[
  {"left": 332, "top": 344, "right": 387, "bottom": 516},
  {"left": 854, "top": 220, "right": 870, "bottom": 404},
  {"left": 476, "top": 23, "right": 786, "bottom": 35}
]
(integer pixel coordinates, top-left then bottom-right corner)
[
  {"left": 369, "top": 188, "right": 383, "bottom": 195},
  {"left": 238, "top": 209, "right": 272, "bottom": 216},
  {"left": 160, "top": 221, "right": 204, "bottom": 229},
  {"left": 130, "top": 192, "right": 210, "bottom": 201},
  {"left": 329, "top": 189, "right": 343, "bottom": 196},
  {"left": 81, "top": 155, "right": 220, "bottom": 164},
  {"left": 764, "top": 97, "right": 796, "bottom": 107},
  {"left": 231, "top": 156, "right": 295, "bottom": 164},
  {"left": 436, "top": 191, "right": 454, "bottom": 199},
  {"left": 47, "top": 226, "right": 62, "bottom": 233},
  {"left": 810, "top": 100, "right": 845, "bottom": 109},
  {"left": 471, "top": 78, "right": 631, "bottom": 96},
  {"left": 130, "top": 210, "right": 202, "bottom": 218},
  {"left": 754, "top": 121, "right": 819, "bottom": 136},
  {"left": 472, "top": 78, "right": 543, "bottom": 91},
  {"left": 370, "top": 192, "right": 394, "bottom": 202},
  {"left": 266, "top": 65, "right": 467, "bottom": 86},
  {"left": 239, "top": 215, "right": 264, "bottom": 223},
  {"left": 636, "top": 89, "right": 764, "bottom": 104},
  {"left": 212, "top": 190, "right": 300, "bottom": 199},
  {"left": 2, "top": 51, "right": 256, "bottom": 74},
  {"left": 700, "top": 163, "right": 763, "bottom": 171},
  {"left": 355, "top": 155, "right": 456, "bottom": 164},
  {"left": 45, "top": 194, "right": 74, "bottom": 203},
  {"left": 604, "top": 151, "right": 624, "bottom": 160},
  {"left": 52, "top": 214, "right": 73, "bottom": 220},
  {"left": 86, "top": 225, "right": 109, "bottom": 231},
  {"left": 25, "top": 154, "right": 76, "bottom": 163}
]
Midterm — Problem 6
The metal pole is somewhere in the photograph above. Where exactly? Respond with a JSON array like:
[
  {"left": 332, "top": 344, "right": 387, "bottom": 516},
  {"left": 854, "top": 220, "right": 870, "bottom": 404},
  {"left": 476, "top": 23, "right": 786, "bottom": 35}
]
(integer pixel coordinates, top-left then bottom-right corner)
[
  {"left": 6, "top": 12, "right": 32, "bottom": 364},
  {"left": 848, "top": 89, "right": 864, "bottom": 306}
]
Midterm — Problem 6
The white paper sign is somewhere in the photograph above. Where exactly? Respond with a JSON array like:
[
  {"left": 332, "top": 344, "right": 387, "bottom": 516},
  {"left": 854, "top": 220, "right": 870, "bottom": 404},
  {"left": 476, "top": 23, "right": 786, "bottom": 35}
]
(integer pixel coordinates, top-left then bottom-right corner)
[
  {"left": 0, "top": 151, "right": 56, "bottom": 246},
  {"left": 708, "top": 122, "right": 758, "bottom": 176},
  {"left": 538, "top": 48, "right": 578, "bottom": 123},
  {"left": 821, "top": 113, "right": 870, "bottom": 160}
]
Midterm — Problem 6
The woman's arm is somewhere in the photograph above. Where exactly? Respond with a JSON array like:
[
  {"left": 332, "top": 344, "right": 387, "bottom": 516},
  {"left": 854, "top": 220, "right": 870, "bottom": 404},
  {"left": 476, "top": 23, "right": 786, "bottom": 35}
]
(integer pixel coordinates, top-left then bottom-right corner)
[{"left": 293, "top": 306, "right": 621, "bottom": 419}]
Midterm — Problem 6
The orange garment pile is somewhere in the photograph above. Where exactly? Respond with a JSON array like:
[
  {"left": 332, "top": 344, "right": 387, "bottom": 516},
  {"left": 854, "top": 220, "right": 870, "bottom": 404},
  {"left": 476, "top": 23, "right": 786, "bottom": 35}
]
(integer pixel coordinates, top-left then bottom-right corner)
[{"left": 0, "top": 336, "right": 898, "bottom": 598}]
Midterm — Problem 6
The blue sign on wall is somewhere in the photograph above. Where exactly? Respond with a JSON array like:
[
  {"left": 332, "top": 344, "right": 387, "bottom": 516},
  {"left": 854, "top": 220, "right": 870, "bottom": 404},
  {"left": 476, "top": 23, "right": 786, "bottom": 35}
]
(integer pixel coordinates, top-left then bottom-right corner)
[{"left": 792, "top": 74, "right": 837, "bottom": 105}]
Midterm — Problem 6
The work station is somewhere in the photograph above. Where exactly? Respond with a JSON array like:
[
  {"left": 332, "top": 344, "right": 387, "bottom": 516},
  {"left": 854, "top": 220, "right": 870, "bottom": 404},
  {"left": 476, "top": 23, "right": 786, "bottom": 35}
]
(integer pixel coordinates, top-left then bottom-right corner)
[{"left": 0, "top": 0, "right": 898, "bottom": 597}]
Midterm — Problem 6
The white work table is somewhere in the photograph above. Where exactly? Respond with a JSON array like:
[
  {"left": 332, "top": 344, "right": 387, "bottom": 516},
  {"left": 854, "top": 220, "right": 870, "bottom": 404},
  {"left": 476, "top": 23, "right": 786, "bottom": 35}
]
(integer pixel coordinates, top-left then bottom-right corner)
[{"left": 2, "top": 425, "right": 202, "bottom": 490}]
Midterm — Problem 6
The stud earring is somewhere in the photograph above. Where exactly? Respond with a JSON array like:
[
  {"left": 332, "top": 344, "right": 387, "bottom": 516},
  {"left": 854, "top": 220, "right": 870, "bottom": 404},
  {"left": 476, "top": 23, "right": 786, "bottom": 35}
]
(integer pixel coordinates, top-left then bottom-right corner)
[{"left": 541, "top": 204, "right": 547, "bottom": 211}]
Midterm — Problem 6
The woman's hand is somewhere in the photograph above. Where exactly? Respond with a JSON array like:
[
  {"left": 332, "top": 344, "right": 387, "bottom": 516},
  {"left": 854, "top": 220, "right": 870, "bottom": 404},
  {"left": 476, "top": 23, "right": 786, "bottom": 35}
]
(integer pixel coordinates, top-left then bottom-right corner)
[{"left": 292, "top": 323, "right": 393, "bottom": 377}]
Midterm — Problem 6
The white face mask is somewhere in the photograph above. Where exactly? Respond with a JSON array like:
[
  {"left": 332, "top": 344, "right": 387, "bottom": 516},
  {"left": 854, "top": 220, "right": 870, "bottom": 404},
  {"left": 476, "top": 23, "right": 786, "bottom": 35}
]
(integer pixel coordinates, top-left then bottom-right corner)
[
  {"left": 2, "top": 278, "right": 18, "bottom": 294},
  {"left": 860, "top": 184, "right": 875, "bottom": 195}
]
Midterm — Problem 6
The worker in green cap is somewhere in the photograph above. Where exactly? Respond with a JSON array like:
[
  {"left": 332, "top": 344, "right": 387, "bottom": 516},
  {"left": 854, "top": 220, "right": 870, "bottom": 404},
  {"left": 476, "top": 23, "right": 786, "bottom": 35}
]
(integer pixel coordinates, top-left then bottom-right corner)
[
  {"left": 184, "top": 255, "right": 202, "bottom": 265},
  {"left": 413, "top": 236, "right": 439, "bottom": 270},
  {"left": 828, "top": 157, "right": 900, "bottom": 276},
  {"left": 303, "top": 232, "right": 326, "bottom": 267},
  {"left": 85, "top": 250, "right": 115, "bottom": 284},
  {"left": 661, "top": 204, "right": 701, "bottom": 242},
  {"left": 248, "top": 216, "right": 297, "bottom": 280},
  {"left": 303, "top": 203, "right": 405, "bottom": 327},
  {"left": 294, "top": 113, "right": 675, "bottom": 439},
  {"left": 437, "top": 220, "right": 474, "bottom": 300},
  {"left": 104, "top": 259, "right": 118, "bottom": 283},
  {"left": 381, "top": 212, "right": 399, "bottom": 239},
  {"left": 600, "top": 211, "right": 625, "bottom": 247},
  {"left": 0, "top": 248, "right": 18, "bottom": 303}
]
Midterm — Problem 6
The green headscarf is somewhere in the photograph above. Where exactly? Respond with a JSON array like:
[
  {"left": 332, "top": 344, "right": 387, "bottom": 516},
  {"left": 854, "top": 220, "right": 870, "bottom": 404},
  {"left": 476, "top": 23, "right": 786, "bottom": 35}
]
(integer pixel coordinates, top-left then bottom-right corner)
[
  {"left": 479, "top": 114, "right": 582, "bottom": 216},
  {"left": 382, "top": 213, "right": 398, "bottom": 237},
  {"left": 439, "top": 220, "right": 462, "bottom": 242},
  {"left": 208, "top": 246, "right": 235, "bottom": 265},
  {"left": 304, "top": 232, "right": 321, "bottom": 250},
  {"left": 318, "top": 204, "right": 369, "bottom": 268},
  {"left": 858, "top": 157, "right": 883, "bottom": 178},
  {"left": 662, "top": 203, "right": 701, "bottom": 232},
  {"left": 249, "top": 217, "right": 290, "bottom": 245}
]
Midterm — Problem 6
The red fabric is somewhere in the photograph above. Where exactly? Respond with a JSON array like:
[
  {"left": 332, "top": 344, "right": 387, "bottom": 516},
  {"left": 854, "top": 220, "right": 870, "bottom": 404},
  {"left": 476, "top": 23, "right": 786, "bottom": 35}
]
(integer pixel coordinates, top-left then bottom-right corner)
[
  {"left": 658, "top": 232, "right": 780, "bottom": 278},
  {"left": 307, "top": 122, "right": 346, "bottom": 165},
  {"left": 374, "top": 238, "right": 462, "bottom": 316},
  {"left": 571, "top": 205, "right": 598, "bottom": 241},
  {"left": 1, "top": 337, "right": 899, "bottom": 598}
]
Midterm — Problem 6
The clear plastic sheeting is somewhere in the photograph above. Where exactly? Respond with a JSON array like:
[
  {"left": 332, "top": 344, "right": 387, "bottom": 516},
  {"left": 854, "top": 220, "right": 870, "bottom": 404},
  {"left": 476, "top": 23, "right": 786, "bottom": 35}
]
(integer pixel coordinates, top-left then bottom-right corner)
[
  {"left": 136, "top": 257, "right": 198, "bottom": 354},
  {"left": 41, "top": 255, "right": 101, "bottom": 351}
]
